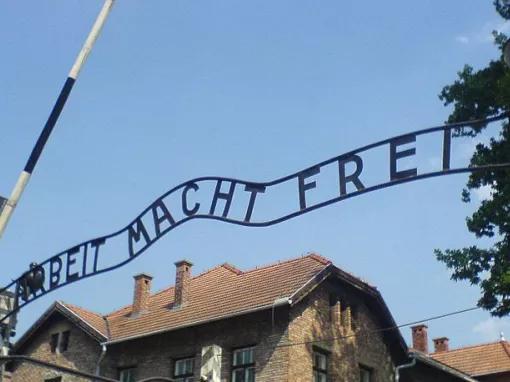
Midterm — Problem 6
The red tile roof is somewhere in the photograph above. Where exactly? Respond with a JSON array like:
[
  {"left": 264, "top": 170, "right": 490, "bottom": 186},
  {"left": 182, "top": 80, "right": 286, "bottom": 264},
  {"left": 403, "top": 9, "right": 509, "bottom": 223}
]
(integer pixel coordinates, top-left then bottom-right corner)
[
  {"left": 14, "top": 301, "right": 108, "bottom": 352},
  {"left": 60, "top": 254, "right": 333, "bottom": 343},
  {"left": 431, "top": 340, "right": 510, "bottom": 377},
  {"left": 60, "top": 302, "right": 109, "bottom": 338},
  {"left": 17, "top": 253, "right": 406, "bottom": 356}
]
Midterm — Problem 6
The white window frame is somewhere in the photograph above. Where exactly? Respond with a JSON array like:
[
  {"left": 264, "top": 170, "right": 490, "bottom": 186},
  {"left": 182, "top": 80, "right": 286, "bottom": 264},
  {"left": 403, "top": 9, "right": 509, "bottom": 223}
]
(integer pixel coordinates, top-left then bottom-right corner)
[
  {"left": 118, "top": 366, "right": 136, "bottom": 382},
  {"left": 313, "top": 349, "right": 328, "bottom": 382},
  {"left": 231, "top": 346, "right": 255, "bottom": 382},
  {"left": 49, "top": 330, "right": 71, "bottom": 354},
  {"left": 173, "top": 357, "right": 194, "bottom": 382}
]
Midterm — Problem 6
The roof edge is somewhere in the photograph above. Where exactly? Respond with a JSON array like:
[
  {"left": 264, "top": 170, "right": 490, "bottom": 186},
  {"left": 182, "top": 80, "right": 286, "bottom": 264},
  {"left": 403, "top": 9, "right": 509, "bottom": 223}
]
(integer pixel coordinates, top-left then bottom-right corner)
[
  {"left": 289, "top": 263, "right": 333, "bottom": 305},
  {"left": 58, "top": 303, "right": 108, "bottom": 341},
  {"left": 104, "top": 297, "right": 292, "bottom": 345},
  {"left": 330, "top": 265, "right": 408, "bottom": 357},
  {"left": 14, "top": 301, "right": 107, "bottom": 352},
  {"left": 107, "top": 254, "right": 331, "bottom": 317},
  {"left": 409, "top": 351, "right": 478, "bottom": 382},
  {"left": 431, "top": 340, "right": 510, "bottom": 355},
  {"left": 471, "top": 368, "right": 510, "bottom": 377},
  {"left": 14, "top": 302, "right": 59, "bottom": 352},
  {"left": 289, "top": 262, "right": 407, "bottom": 360}
]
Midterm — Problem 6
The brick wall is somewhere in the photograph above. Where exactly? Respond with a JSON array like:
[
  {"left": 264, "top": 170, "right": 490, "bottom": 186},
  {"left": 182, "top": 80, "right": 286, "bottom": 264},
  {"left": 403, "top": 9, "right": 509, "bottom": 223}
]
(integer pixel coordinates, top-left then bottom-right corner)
[
  {"left": 478, "top": 372, "right": 510, "bottom": 382},
  {"left": 287, "top": 281, "right": 396, "bottom": 382},
  {"left": 11, "top": 315, "right": 101, "bottom": 382},
  {"left": 11, "top": 277, "right": 402, "bottom": 381},
  {"left": 100, "top": 308, "right": 290, "bottom": 381}
]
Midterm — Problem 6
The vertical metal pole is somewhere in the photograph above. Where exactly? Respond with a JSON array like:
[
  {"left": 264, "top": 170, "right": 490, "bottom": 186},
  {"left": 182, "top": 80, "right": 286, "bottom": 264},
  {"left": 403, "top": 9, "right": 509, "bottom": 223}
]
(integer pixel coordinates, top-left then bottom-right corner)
[
  {"left": 442, "top": 127, "right": 451, "bottom": 171},
  {"left": 0, "top": 337, "right": 4, "bottom": 382},
  {"left": 0, "top": 0, "right": 116, "bottom": 240},
  {"left": 0, "top": 324, "right": 12, "bottom": 382},
  {"left": 0, "top": 291, "right": 16, "bottom": 382}
]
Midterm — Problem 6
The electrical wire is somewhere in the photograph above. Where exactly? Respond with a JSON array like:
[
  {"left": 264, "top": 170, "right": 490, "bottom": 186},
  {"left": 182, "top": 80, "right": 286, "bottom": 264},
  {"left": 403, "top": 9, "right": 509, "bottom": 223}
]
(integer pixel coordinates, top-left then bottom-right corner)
[{"left": 274, "top": 306, "right": 481, "bottom": 348}]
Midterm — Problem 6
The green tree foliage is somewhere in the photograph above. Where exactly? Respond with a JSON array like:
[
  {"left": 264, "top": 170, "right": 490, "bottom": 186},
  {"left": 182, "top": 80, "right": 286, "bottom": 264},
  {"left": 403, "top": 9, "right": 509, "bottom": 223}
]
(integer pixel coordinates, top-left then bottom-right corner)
[{"left": 435, "top": 1, "right": 510, "bottom": 316}]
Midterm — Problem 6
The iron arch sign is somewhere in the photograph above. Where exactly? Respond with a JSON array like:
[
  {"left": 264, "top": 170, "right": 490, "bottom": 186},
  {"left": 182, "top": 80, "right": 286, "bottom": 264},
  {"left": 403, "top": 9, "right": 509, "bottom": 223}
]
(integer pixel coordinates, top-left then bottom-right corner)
[{"left": 2, "top": 114, "right": 510, "bottom": 323}]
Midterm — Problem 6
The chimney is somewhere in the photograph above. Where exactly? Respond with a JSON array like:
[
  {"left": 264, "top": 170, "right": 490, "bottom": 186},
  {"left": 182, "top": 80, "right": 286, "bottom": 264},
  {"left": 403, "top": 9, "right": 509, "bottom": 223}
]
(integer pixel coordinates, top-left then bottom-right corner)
[
  {"left": 433, "top": 337, "right": 449, "bottom": 353},
  {"left": 174, "top": 260, "right": 193, "bottom": 307},
  {"left": 132, "top": 273, "right": 152, "bottom": 316},
  {"left": 411, "top": 324, "right": 429, "bottom": 353}
]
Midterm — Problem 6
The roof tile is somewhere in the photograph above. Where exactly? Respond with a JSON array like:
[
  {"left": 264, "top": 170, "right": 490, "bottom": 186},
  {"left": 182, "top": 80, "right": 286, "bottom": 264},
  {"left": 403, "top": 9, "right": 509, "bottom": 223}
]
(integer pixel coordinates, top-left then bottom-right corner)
[
  {"left": 431, "top": 341, "right": 510, "bottom": 376},
  {"left": 104, "top": 254, "right": 330, "bottom": 342},
  {"left": 59, "top": 302, "right": 109, "bottom": 338}
]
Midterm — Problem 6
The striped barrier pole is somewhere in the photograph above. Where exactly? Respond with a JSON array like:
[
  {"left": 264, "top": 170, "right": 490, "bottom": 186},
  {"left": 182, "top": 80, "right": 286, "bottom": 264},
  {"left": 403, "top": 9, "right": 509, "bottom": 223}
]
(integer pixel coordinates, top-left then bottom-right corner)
[{"left": 0, "top": 0, "right": 116, "bottom": 240}]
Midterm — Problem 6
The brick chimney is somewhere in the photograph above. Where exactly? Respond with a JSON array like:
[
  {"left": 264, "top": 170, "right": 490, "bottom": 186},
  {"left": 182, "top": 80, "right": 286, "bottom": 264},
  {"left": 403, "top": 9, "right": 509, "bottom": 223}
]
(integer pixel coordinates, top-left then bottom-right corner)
[
  {"left": 411, "top": 324, "right": 429, "bottom": 353},
  {"left": 433, "top": 337, "right": 449, "bottom": 353},
  {"left": 132, "top": 273, "right": 153, "bottom": 316},
  {"left": 174, "top": 260, "right": 193, "bottom": 307}
]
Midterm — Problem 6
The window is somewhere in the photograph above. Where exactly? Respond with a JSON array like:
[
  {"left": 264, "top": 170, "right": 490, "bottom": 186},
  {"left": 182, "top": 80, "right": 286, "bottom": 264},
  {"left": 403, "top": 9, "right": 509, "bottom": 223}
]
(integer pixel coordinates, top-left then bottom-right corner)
[
  {"left": 360, "top": 365, "right": 372, "bottom": 382},
  {"left": 60, "top": 330, "right": 70, "bottom": 352},
  {"left": 174, "top": 357, "right": 194, "bottom": 382},
  {"left": 44, "top": 378, "right": 62, "bottom": 382},
  {"left": 118, "top": 367, "right": 136, "bottom": 382},
  {"left": 49, "top": 331, "right": 71, "bottom": 354},
  {"left": 232, "top": 346, "right": 255, "bottom": 382},
  {"left": 313, "top": 350, "right": 327, "bottom": 382},
  {"left": 50, "top": 333, "right": 59, "bottom": 353}
]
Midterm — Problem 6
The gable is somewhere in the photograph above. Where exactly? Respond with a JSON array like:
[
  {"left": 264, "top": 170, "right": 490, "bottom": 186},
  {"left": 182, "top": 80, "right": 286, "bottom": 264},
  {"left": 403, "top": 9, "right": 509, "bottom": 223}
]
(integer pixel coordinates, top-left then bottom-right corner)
[
  {"left": 297, "top": 272, "right": 407, "bottom": 362},
  {"left": 15, "top": 310, "right": 99, "bottom": 358},
  {"left": 14, "top": 302, "right": 107, "bottom": 353}
]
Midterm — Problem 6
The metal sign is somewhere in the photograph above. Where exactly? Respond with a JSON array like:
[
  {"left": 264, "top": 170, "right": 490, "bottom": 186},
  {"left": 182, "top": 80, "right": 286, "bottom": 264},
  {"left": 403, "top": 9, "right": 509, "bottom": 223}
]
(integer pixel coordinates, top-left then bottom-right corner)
[{"left": 1, "top": 114, "right": 510, "bottom": 323}]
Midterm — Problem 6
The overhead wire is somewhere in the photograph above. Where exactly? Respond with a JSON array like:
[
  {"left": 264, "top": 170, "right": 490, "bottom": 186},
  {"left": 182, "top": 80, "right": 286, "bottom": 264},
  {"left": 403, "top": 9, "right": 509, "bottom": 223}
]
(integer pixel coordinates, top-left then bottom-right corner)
[{"left": 274, "top": 306, "right": 481, "bottom": 348}]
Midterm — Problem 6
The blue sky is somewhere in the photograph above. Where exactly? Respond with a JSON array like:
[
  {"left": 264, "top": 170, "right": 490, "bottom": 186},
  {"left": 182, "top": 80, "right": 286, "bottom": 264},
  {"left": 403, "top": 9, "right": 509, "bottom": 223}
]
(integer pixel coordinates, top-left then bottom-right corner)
[{"left": 1, "top": 1, "right": 509, "bottom": 349}]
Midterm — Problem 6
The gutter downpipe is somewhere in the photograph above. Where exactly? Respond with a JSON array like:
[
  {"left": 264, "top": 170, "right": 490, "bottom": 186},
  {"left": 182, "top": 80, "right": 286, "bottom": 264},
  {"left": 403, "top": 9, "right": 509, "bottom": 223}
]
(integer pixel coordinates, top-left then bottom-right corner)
[
  {"left": 395, "top": 356, "right": 416, "bottom": 382},
  {"left": 95, "top": 343, "right": 107, "bottom": 381},
  {"left": 271, "top": 297, "right": 292, "bottom": 327}
]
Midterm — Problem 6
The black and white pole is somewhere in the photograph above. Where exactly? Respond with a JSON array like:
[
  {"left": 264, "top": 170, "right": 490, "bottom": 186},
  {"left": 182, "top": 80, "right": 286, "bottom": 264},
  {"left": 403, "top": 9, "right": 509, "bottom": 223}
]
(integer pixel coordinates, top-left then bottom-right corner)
[{"left": 0, "top": 0, "right": 116, "bottom": 240}]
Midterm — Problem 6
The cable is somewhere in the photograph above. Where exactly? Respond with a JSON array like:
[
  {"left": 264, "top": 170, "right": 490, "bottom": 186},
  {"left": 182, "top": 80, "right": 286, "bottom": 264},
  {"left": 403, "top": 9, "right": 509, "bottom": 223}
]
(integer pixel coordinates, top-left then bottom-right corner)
[
  {"left": 274, "top": 306, "right": 480, "bottom": 348},
  {"left": 213, "top": 305, "right": 481, "bottom": 355}
]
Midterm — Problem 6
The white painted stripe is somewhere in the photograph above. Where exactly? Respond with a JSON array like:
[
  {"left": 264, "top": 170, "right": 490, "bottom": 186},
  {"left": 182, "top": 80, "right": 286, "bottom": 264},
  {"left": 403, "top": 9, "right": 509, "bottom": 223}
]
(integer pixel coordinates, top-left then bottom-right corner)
[
  {"left": 0, "top": 1, "right": 115, "bottom": 242},
  {"left": 69, "top": 0, "right": 115, "bottom": 79},
  {"left": 0, "top": 171, "right": 31, "bottom": 238}
]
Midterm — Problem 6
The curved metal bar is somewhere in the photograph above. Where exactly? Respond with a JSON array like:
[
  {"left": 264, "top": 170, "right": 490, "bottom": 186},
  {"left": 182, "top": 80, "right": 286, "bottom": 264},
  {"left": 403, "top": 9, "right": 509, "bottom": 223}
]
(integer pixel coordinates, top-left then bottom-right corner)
[
  {"left": 0, "top": 355, "right": 119, "bottom": 381},
  {"left": 1, "top": 113, "right": 509, "bottom": 323}
]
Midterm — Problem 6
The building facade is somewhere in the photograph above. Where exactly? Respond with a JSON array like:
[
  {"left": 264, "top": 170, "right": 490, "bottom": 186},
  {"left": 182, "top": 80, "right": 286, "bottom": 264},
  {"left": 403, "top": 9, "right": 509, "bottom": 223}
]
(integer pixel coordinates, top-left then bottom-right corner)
[
  {"left": 8, "top": 254, "right": 474, "bottom": 381},
  {"left": 409, "top": 324, "right": 510, "bottom": 382}
]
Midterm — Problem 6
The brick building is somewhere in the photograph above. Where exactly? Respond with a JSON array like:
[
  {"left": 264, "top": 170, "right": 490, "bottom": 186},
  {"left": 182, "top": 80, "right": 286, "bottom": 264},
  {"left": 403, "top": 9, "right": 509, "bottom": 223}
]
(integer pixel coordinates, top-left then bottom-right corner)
[
  {"left": 8, "top": 254, "right": 474, "bottom": 381},
  {"left": 408, "top": 324, "right": 510, "bottom": 381}
]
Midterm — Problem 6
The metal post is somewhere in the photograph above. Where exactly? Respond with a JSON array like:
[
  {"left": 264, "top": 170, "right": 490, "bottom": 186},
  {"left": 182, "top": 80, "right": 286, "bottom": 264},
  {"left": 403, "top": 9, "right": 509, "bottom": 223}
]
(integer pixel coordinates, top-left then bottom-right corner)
[
  {"left": 0, "top": 0, "right": 116, "bottom": 240},
  {"left": 0, "top": 291, "right": 16, "bottom": 382}
]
